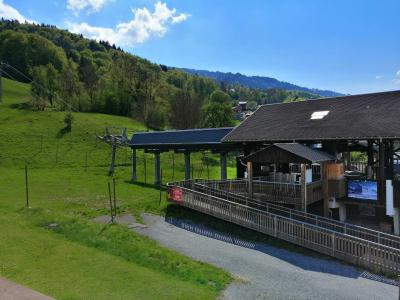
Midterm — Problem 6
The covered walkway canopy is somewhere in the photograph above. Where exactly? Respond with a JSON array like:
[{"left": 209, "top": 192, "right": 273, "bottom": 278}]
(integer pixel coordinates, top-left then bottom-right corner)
[{"left": 129, "top": 127, "right": 238, "bottom": 183}]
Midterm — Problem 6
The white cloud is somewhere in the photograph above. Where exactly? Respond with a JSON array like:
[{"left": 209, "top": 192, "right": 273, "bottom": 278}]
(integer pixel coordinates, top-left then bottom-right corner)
[
  {"left": 375, "top": 75, "right": 383, "bottom": 80},
  {"left": 393, "top": 70, "right": 400, "bottom": 85},
  {"left": 0, "top": 0, "right": 35, "bottom": 23},
  {"left": 67, "top": 0, "right": 111, "bottom": 14},
  {"left": 68, "top": 1, "right": 190, "bottom": 48}
]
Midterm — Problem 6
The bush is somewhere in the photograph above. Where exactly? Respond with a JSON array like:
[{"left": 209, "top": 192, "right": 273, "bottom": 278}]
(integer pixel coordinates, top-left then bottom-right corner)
[{"left": 64, "top": 112, "right": 74, "bottom": 130}]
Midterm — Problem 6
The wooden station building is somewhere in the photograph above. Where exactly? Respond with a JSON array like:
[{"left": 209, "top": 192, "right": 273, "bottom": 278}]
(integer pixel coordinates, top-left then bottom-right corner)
[
  {"left": 222, "top": 90, "right": 400, "bottom": 234},
  {"left": 128, "top": 90, "right": 400, "bottom": 235}
]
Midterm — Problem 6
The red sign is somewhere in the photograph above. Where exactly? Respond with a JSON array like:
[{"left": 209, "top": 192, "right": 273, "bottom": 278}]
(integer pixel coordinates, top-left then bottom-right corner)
[{"left": 168, "top": 187, "right": 183, "bottom": 203}]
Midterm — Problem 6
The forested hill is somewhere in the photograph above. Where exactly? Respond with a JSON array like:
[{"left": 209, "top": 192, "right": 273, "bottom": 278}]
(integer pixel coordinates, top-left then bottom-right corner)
[
  {"left": 181, "top": 68, "right": 343, "bottom": 98},
  {"left": 0, "top": 20, "right": 336, "bottom": 132}
]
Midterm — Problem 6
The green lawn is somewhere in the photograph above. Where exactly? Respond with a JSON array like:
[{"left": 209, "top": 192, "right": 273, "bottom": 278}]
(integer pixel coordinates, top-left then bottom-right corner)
[{"left": 0, "top": 78, "right": 233, "bottom": 299}]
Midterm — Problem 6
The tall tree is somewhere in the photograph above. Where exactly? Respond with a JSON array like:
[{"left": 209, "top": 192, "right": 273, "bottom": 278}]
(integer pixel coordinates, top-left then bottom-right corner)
[{"left": 201, "top": 90, "right": 234, "bottom": 128}]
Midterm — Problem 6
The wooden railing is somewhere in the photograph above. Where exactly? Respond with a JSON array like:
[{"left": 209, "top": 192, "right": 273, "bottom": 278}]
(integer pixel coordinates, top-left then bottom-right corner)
[
  {"left": 193, "top": 179, "right": 400, "bottom": 249},
  {"left": 167, "top": 180, "right": 400, "bottom": 275},
  {"left": 199, "top": 178, "right": 323, "bottom": 206}
]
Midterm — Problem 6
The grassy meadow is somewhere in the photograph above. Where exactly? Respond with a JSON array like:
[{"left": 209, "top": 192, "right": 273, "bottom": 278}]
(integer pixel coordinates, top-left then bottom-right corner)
[{"left": 0, "top": 78, "right": 234, "bottom": 299}]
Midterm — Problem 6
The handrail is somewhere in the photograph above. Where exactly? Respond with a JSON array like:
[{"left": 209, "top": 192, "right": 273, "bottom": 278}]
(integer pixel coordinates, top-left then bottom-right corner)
[
  {"left": 167, "top": 181, "right": 400, "bottom": 275},
  {"left": 177, "top": 183, "right": 400, "bottom": 252},
  {"left": 168, "top": 179, "right": 400, "bottom": 250}
]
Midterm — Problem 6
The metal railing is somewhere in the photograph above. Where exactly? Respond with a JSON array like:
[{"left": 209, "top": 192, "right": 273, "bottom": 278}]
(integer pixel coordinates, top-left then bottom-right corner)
[{"left": 167, "top": 179, "right": 400, "bottom": 275}]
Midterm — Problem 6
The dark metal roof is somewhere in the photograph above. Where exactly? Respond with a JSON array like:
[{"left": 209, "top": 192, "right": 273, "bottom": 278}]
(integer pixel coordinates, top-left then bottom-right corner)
[
  {"left": 130, "top": 127, "right": 234, "bottom": 151},
  {"left": 222, "top": 90, "right": 400, "bottom": 143},
  {"left": 243, "top": 143, "right": 335, "bottom": 164}
]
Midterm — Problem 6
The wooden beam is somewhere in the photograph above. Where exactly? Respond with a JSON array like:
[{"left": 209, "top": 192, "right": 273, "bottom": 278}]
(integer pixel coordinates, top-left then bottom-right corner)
[
  {"left": 247, "top": 161, "right": 253, "bottom": 198},
  {"left": 301, "top": 164, "right": 307, "bottom": 212},
  {"left": 322, "top": 162, "right": 329, "bottom": 217}
]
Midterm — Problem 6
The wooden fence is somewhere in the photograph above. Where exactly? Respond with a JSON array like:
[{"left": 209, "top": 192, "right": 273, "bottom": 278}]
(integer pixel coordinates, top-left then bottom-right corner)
[
  {"left": 168, "top": 180, "right": 400, "bottom": 276},
  {"left": 199, "top": 178, "right": 323, "bottom": 207}
]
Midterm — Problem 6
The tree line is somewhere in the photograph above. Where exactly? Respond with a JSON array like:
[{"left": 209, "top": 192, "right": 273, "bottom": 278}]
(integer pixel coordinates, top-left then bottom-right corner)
[
  {"left": 0, "top": 20, "right": 320, "bottom": 130},
  {"left": 0, "top": 20, "right": 235, "bottom": 130}
]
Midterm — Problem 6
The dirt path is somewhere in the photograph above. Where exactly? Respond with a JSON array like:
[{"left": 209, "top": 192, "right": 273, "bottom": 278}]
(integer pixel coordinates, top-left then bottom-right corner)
[
  {"left": 0, "top": 277, "right": 53, "bottom": 300},
  {"left": 134, "top": 213, "right": 398, "bottom": 300}
]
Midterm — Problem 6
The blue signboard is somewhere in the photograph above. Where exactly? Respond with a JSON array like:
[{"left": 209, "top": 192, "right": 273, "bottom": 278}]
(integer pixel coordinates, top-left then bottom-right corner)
[{"left": 347, "top": 180, "right": 377, "bottom": 201}]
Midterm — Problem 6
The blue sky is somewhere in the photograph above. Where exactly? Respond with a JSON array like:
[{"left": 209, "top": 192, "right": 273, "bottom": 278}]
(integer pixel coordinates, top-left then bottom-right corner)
[{"left": 1, "top": 0, "right": 400, "bottom": 94}]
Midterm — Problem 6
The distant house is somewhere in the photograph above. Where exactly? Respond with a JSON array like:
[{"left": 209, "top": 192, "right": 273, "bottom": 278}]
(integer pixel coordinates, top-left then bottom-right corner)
[{"left": 233, "top": 101, "right": 249, "bottom": 120}]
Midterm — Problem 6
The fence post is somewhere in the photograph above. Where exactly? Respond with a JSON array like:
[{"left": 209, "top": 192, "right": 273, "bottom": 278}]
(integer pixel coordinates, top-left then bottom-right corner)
[
  {"left": 331, "top": 233, "right": 336, "bottom": 256},
  {"left": 274, "top": 215, "right": 278, "bottom": 237},
  {"left": 25, "top": 164, "right": 29, "bottom": 208},
  {"left": 113, "top": 178, "right": 117, "bottom": 217}
]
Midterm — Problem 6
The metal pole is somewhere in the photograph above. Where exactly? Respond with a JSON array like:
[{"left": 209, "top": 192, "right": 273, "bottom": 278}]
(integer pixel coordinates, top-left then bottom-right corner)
[
  {"left": 172, "top": 152, "right": 175, "bottom": 181},
  {"left": 25, "top": 164, "right": 29, "bottom": 207},
  {"left": 143, "top": 151, "right": 147, "bottom": 184},
  {"left": 206, "top": 153, "right": 210, "bottom": 180},
  {"left": 159, "top": 168, "right": 163, "bottom": 206},
  {"left": 108, "top": 182, "right": 114, "bottom": 223},
  {"left": 113, "top": 178, "right": 117, "bottom": 217},
  {"left": 85, "top": 151, "right": 88, "bottom": 172}
]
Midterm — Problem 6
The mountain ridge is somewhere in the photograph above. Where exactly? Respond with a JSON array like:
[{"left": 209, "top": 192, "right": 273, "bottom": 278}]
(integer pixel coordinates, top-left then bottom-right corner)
[{"left": 180, "top": 68, "right": 344, "bottom": 98}]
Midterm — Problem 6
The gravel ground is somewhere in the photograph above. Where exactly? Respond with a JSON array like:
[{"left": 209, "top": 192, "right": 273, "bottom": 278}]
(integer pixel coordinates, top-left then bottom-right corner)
[{"left": 133, "top": 213, "right": 398, "bottom": 300}]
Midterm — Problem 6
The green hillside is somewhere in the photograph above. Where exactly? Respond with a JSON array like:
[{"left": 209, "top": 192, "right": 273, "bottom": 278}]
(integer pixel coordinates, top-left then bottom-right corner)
[{"left": 0, "top": 78, "right": 234, "bottom": 299}]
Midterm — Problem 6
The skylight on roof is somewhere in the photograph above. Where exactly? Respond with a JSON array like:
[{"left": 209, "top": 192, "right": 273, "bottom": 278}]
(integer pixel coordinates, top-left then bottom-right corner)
[{"left": 310, "top": 110, "right": 330, "bottom": 120}]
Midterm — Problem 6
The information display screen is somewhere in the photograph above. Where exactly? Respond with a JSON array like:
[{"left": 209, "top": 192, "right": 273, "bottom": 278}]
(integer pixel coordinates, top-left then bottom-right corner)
[{"left": 347, "top": 180, "right": 377, "bottom": 201}]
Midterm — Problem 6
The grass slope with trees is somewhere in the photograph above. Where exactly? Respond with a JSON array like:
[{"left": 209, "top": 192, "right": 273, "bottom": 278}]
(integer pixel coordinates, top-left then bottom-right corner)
[
  {"left": 0, "top": 20, "right": 235, "bottom": 130},
  {"left": 0, "top": 20, "right": 326, "bottom": 132},
  {"left": 0, "top": 78, "right": 237, "bottom": 299}
]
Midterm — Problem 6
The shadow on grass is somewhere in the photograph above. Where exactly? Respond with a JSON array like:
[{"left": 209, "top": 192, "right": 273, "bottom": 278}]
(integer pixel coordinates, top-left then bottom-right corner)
[
  {"left": 164, "top": 204, "right": 399, "bottom": 286},
  {"left": 56, "top": 126, "right": 71, "bottom": 138},
  {"left": 124, "top": 180, "right": 169, "bottom": 191},
  {"left": 9, "top": 102, "right": 32, "bottom": 110}
]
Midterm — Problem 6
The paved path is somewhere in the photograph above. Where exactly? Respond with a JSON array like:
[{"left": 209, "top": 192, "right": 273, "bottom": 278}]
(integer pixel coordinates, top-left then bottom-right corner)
[
  {"left": 0, "top": 277, "right": 53, "bottom": 300},
  {"left": 134, "top": 213, "right": 398, "bottom": 300}
]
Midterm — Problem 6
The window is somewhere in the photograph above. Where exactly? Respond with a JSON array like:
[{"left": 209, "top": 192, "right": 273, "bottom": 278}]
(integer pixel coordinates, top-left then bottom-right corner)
[{"left": 310, "top": 110, "right": 330, "bottom": 120}]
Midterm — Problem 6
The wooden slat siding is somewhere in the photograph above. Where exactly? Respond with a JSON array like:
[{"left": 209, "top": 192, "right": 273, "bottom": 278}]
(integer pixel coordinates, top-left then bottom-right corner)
[
  {"left": 193, "top": 180, "right": 400, "bottom": 250},
  {"left": 204, "top": 179, "right": 322, "bottom": 207},
  {"left": 169, "top": 181, "right": 400, "bottom": 275}
]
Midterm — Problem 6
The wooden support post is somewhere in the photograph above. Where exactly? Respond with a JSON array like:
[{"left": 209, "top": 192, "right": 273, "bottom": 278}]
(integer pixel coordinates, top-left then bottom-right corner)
[
  {"left": 322, "top": 162, "right": 330, "bottom": 217},
  {"left": 367, "top": 140, "right": 374, "bottom": 179},
  {"left": 131, "top": 149, "right": 137, "bottom": 182},
  {"left": 184, "top": 152, "right": 191, "bottom": 180},
  {"left": 379, "top": 141, "right": 386, "bottom": 204},
  {"left": 154, "top": 151, "right": 161, "bottom": 185},
  {"left": 220, "top": 152, "right": 227, "bottom": 180},
  {"left": 345, "top": 152, "right": 351, "bottom": 171},
  {"left": 247, "top": 161, "right": 253, "bottom": 198},
  {"left": 301, "top": 164, "right": 307, "bottom": 212}
]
